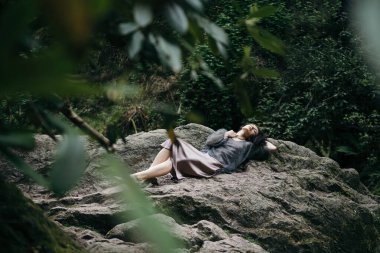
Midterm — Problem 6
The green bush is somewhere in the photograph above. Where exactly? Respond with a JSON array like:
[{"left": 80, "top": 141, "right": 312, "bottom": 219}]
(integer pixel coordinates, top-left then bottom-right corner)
[
  {"left": 178, "top": 0, "right": 380, "bottom": 193},
  {"left": 252, "top": 0, "right": 380, "bottom": 192}
]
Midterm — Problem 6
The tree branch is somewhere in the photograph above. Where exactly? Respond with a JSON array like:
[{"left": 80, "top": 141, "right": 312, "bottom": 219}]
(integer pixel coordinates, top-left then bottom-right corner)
[{"left": 60, "top": 102, "right": 114, "bottom": 152}]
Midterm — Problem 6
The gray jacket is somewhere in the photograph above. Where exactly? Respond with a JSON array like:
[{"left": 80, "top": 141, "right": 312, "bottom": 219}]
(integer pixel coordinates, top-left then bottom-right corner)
[{"left": 202, "top": 129, "right": 256, "bottom": 173}]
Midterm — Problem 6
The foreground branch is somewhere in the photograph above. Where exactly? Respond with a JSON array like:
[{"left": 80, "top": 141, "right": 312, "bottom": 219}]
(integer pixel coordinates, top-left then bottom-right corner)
[{"left": 60, "top": 102, "right": 114, "bottom": 152}]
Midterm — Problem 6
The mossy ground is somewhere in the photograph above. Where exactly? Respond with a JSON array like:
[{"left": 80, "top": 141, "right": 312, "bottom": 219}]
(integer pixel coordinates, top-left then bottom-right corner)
[{"left": 0, "top": 178, "right": 87, "bottom": 253}]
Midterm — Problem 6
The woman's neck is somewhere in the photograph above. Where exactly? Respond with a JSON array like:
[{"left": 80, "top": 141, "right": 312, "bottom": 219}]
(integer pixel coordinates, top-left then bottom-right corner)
[
  {"left": 232, "top": 136, "right": 245, "bottom": 141},
  {"left": 236, "top": 130, "right": 246, "bottom": 140}
]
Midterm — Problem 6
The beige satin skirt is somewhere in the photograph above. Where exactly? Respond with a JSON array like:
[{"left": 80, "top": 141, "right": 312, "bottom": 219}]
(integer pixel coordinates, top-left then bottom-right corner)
[{"left": 160, "top": 139, "right": 223, "bottom": 180}]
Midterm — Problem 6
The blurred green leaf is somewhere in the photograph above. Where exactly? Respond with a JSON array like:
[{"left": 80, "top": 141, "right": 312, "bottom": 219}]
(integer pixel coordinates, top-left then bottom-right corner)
[
  {"left": 133, "top": 2, "right": 153, "bottom": 27},
  {"left": 241, "top": 46, "right": 255, "bottom": 70},
  {"left": 248, "top": 26, "right": 285, "bottom": 55},
  {"left": 207, "top": 36, "right": 219, "bottom": 56},
  {"left": 105, "top": 83, "right": 141, "bottom": 101},
  {"left": 119, "top": 22, "right": 139, "bottom": 36},
  {"left": 336, "top": 146, "right": 358, "bottom": 155},
  {"left": 200, "top": 70, "right": 223, "bottom": 88},
  {"left": 185, "top": 0, "right": 203, "bottom": 12},
  {"left": 249, "top": 5, "right": 277, "bottom": 18},
  {"left": 152, "top": 103, "right": 178, "bottom": 130},
  {"left": 41, "top": 0, "right": 93, "bottom": 47},
  {"left": 0, "top": 133, "right": 35, "bottom": 150},
  {"left": 195, "top": 16, "right": 228, "bottom": 45},
  {"left": 42, "top": 109, "right": 72, "bottom": 133},
  {"left": 154, "top": 102, "right": 178, "bottom": 116},
  {"left": 207, "top": 34, "right": 228, "bottom": 58},
  {"left": 188, "top": 20, "right": 204, "bottom": 43},
  {"left": 252, "top": 68, "right": 280, "bottom": 78},
  {"left": 1, "top": 148, "right": 49, "bottom": 188},
  {"left": 216, "top": 41, "right": 228, "bottom": 59},
  {"left": 354, "top": 0, "right": 380, "bottom": 82},
  {"left": 50, "top": 133, "right": 87, "bottom": 196},
  {"left": 185, "top": 112, "right": 205, "bottom": 124},
  {"left": 103, "top": 155, "right": 182, "bottom": 252},
  {"left": 165, "top": 2, "right": 189, "bottom": 34},
  {"left": 245, "top": 17, "right": 260, "bottom": 27},
  {"left": 89, "top": 0, "right": 111, "bottom": 17},
  {"left": 197, "top": 60, "right": 224, "bottom": 88},
  {"left": 243, "top": 46, "right": 252, "bottom": 58},
  {"left": 0, "top": 0, "right": 36, "bottom": 60},
  {"left": 234, "top": 80, "right": 254, "bottom": 117},
  {"left": 150, "top": 34, "right": 182, "bottom": 73},
  {"left": 0, "top": 49, "right": 97, "bottom": 97},
  {"left": 128, "top": 31, "right": 145, "bottom": 58}
]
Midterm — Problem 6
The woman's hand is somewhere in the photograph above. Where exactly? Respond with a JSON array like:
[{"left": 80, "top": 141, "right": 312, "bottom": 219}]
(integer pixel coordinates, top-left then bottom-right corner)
[{"left": 224, "top": 130, "right": 237, "bottom": 139}]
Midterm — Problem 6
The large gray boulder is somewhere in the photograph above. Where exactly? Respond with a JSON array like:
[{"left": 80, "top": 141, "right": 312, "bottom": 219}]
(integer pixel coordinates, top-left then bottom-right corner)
[
  {"left": 105, "top": 213, "right": 267, "bottom": 252},
  {"left": 1, "top": 123, "right": 379, "bottom": 253}
]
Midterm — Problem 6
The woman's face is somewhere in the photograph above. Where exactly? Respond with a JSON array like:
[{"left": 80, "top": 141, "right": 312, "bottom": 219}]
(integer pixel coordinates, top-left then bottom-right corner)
[{"left": 238, "top": 124, "right": 259, "bottom": 139}]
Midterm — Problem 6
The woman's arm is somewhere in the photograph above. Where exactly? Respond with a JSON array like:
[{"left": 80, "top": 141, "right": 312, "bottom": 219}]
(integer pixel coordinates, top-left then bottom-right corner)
[
  {"left": 206, "top": 129, "right": 228, "bottom": 147},
  {"left": 265, "top": 141, "right": 277, "bottom": 151}
]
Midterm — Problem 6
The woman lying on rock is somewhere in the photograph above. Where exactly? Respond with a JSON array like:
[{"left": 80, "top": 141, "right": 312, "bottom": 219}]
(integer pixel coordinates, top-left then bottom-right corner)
[{"left": 131, "top": 124, "right": 277, "bottom": 185}]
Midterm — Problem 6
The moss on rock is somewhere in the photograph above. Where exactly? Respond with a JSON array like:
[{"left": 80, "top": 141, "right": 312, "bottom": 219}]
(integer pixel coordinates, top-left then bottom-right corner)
[{"left": 0, "top": 178, "right": 87, "bottom": 253}]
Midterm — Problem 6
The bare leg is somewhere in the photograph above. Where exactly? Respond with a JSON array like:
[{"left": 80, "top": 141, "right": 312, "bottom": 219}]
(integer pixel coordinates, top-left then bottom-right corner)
[
  {"left": 150, "top": 148, "right": 171, "bottom": 167},
  {"left": 130, "top": 148, "right": 171, "bottom": 182},
  {"left": 132, "top": 160, "right": 172, "bottom": 180}
]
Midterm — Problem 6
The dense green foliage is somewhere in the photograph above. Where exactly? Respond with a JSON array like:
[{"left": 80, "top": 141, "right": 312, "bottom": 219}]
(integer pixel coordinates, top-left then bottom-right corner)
[
  {"left": 177, "top": 0, "right": 380, "bottom": 193},
  {"left": 255, "top": 0, "right": 380, "bottom": 193},
  {"left": 0, "top": 0, "right": 379, "bottom": 195}
]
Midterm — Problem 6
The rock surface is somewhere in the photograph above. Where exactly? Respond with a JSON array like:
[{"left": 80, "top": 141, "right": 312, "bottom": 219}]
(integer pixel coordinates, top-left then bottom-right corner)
[
  {"left": 1, "top": 123, "right": 380, "bottom": 252},
  {"left": 105, "top": 213, "right": 267, "bottom": 252}
]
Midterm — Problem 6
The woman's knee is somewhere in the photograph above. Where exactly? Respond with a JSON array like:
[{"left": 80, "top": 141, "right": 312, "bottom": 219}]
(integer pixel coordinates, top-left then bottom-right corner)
[
  {"left": 160, "top": 147, "right": 171, "bottom": 153},
  {"left": 161, "top": 159, "right": 173, "bottom": 173}
]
